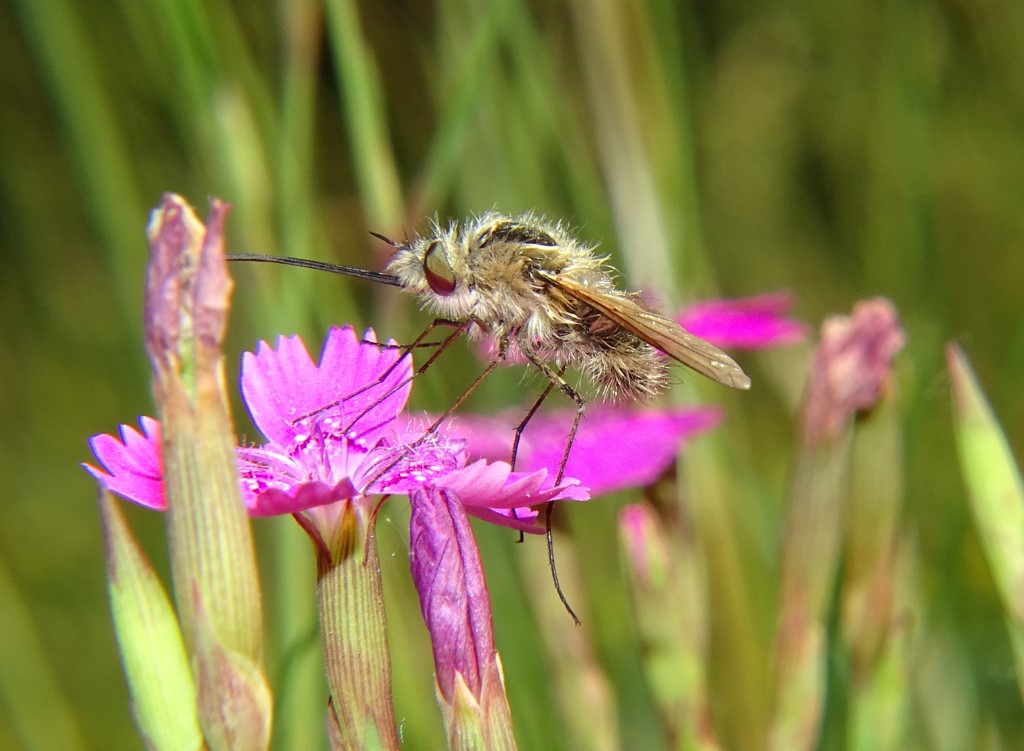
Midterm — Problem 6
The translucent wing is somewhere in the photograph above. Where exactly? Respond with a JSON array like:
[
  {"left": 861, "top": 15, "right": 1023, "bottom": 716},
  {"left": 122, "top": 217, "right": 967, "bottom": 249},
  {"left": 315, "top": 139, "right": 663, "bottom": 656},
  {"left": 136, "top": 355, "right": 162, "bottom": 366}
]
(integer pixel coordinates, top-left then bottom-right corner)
[{"left": 544, "top": 274, "right": 752, "bottom": 390}]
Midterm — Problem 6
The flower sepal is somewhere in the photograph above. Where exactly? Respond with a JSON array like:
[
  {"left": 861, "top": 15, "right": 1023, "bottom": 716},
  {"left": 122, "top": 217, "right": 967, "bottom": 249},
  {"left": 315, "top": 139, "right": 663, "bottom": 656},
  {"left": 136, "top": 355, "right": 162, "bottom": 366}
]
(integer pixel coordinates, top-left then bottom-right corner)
[
  {"left": 144, "top": 194, "right": 265, "bottom": 673},
  {"left": 192, "top": 597, "right": 273, "bottom": 751},
  {"left": 314, "top": 500, "right": 400, "bottom": 750},
  {"left": 439, "top": 661, "right": 517, "bottom": 751}
]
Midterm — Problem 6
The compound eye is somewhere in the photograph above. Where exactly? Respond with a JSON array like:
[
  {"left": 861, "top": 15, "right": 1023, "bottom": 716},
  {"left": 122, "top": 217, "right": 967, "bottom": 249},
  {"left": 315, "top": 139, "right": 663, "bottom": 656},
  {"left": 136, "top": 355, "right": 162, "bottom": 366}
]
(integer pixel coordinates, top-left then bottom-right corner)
[{"left": 423, "top": 240, "right": 457, "bottom": 296}]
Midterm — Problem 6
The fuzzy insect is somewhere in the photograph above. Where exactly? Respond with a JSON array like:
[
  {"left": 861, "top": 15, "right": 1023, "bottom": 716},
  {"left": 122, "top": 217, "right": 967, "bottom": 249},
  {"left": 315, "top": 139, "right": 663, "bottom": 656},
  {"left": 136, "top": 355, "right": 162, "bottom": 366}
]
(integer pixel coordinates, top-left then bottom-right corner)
[
  {"left": 230, "top": 212, "right": 751, "bottom": 623},
  {"left": 380, "top": 212, "right": 750, "bottom": 400}
]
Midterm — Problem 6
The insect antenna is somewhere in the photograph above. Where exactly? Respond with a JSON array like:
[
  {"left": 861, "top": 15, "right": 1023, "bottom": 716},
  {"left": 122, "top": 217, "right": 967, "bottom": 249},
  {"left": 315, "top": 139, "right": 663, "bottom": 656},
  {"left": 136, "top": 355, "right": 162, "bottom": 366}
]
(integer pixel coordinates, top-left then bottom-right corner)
[
  {"left": 227, "top": 252, "right": 403, "bottom": 287},
  {"left": 368, "top": 230, "right": 400, "bottom": 247}
]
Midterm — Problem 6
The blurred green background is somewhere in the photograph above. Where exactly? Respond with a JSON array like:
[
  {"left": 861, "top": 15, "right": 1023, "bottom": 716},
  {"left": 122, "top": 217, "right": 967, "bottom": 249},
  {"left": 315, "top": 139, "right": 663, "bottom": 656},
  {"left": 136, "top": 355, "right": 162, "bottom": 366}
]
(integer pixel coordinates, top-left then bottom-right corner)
[{"left": 2, "top": 0, "right": 1022, "bottom": 748}]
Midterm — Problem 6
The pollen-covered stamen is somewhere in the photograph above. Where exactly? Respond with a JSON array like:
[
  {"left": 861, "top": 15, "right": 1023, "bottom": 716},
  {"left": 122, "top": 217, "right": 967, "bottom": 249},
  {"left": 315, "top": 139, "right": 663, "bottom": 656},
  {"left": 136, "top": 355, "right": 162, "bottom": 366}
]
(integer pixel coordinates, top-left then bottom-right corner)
[
  {"left": 359, "top": 434, "right": 466, "bottom": 492},
  {"left": 238, "top": 447, "right": 306, "bottom": 496}
]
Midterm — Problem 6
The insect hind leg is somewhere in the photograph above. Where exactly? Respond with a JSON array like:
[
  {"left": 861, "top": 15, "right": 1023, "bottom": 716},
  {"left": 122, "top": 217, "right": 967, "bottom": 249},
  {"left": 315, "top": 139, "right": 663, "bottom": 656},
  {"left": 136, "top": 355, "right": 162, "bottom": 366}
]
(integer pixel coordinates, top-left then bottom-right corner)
[{"left": 521, "top": 351, "right": 585, "bottom": 626}]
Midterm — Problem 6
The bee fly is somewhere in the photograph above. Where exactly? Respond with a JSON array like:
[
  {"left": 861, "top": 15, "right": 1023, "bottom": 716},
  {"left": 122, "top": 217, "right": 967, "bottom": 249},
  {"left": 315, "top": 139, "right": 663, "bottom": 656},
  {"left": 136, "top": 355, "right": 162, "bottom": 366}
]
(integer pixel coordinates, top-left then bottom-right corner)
[{"left": 229, "top": 212, "right": 750, "bottom": 622}]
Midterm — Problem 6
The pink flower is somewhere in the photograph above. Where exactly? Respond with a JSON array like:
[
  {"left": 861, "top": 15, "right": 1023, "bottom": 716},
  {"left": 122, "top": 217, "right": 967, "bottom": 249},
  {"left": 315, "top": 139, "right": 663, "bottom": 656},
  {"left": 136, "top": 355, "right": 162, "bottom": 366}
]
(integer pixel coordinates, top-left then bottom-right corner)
[
  {"left": 676, "top": 292, "right": 807, "bottom": 350},
  {"left": 802, "top": 298, "right": 905, "bottom": 444},
  {"left": 87, "top": 417, "right": 165, "bottom": 511},
  {"left": 435, "top": 405, "right": 722, "bottom": 497},
  {"left": 234, "top": 326, "right": 414, "bottom": 515},
  {"left": 86, "top": 326, "right": 587, "bottom": 527}
]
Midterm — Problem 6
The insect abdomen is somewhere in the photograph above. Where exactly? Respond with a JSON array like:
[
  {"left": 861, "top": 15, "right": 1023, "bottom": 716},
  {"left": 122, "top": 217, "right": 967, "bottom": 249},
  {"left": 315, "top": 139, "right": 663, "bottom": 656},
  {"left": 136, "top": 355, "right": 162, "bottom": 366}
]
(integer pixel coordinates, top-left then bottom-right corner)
[
  {"left": 539, "top": 314, "right": 670, "bottom": 401},
  {"left": 583, "top": 333, "right": 669, "bottom": 401}
]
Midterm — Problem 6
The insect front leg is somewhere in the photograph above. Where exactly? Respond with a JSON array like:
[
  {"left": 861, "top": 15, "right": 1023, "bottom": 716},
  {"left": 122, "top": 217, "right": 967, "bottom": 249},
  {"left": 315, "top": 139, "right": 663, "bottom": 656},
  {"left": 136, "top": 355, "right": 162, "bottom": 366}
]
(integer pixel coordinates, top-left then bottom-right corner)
[
  {"left": 356, "top": 332, "right": 502, "bottom": 492},
  {"left": 338, "top": 318, "right": 471, "bottom": 433},
  {"left": 290, "top": 318, "right": 470, "bottom": 430}
]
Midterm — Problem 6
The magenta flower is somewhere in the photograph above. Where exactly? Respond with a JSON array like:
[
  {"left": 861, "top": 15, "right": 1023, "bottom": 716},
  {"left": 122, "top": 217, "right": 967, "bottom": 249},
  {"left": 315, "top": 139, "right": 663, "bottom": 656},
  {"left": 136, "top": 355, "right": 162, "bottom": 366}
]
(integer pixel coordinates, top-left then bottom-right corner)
[
  {"left": 677, "top": 292, "right": 807, "bottom": 350},
  {"left": 435, "top": 405, "right": 722, "bottom": 497},
  {"left": 86, "top": 326, "right": 407, "bottom": 514},
  {"left": 87, "top": 323, "right": 585, "bottom": 742},
  {"left": 87, "top": 417, "right": 165, "bottom": 511},
  {"left": 233, "top": 325, "right": 414, "bottom": 515},
  {"left": 86, "top": 326, "right": 587, "bottom": 528}
]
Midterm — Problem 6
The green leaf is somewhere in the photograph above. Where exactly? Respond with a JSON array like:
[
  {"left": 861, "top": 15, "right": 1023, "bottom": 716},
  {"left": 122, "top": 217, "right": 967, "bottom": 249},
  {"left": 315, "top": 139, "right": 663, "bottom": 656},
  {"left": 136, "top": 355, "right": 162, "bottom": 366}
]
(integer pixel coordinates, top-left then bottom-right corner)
[
  {"left": 98, "top": 488, "right": 203, "bottom": 751},
  {"left": 947, "top": 343, "right": 1024, "bottom": 697}
]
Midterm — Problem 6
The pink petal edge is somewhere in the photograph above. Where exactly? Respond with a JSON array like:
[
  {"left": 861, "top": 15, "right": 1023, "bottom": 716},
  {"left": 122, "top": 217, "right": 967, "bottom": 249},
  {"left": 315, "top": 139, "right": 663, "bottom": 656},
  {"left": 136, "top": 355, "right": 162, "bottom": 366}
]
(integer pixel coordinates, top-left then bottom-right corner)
[{"left": 84, "top": 417, "right": 166, "bottom": 510}]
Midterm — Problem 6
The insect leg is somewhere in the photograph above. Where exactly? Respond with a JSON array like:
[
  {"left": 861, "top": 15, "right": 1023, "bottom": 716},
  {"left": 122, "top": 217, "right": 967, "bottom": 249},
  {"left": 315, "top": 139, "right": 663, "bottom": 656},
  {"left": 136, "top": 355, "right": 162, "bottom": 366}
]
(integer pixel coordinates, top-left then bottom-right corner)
[
  {"left": 338, "top": 319, "right": 471, "bottom": 435},
  {"left": 519, "top": 353, "right": 585, "bottom": 485},
  {"left": 506, "top": 364, "right": 564, "bottom": 542},
  {"left": 357, "top": 357, "right": 501, "bottom": 492},
  {"left": 367, "top": 339, "right": 448, "bottom": 351},
  {"left": 520, "top": 351, "right": 585, "bottom": 626},
  {"left": 509, "top": 366, "right": 563, "bottom": 472},
  {"left": 291, "top": 319, "right": 469, "bottom": 429}
]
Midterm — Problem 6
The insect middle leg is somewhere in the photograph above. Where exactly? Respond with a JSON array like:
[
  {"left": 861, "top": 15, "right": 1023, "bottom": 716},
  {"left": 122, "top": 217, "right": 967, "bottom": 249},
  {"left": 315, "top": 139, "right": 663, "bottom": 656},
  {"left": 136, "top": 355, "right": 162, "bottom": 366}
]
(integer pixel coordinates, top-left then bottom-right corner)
[
  {"left": 520, "top": 353, "right": 585, "bottom": 485},
  {"left": 509, "top": 365, "right": 563, "bottom": 472}
]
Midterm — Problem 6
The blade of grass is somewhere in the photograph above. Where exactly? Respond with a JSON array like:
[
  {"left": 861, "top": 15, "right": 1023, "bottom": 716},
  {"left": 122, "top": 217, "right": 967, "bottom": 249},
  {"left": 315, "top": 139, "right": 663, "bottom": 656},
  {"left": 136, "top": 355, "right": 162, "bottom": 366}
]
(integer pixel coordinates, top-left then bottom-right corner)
[
  {"left": 565, "top": 0, "right": 674, "bottom": 298},
  {"left": 517, "top": 538, "right": 620, "bottom": 751},
  {"left": 686, "top": 432, "right": 769, "bottom": 750},
  {"left": 267, "top": 521, "right": 325, "bottom": 751},
  {"left": 842, "top": 377, "right": 910, "bottom": 750},
  {"left": 323, "top": 0, "right": 402, "bottom": 227},
  {"left": 948, "top": 343, "right": 1024, "bottom": 701},
  {"left": 13, "top": 0, "right": 146, "bottom": 308},
  {"left": 120, "top": 0, "right": 277, "bottom": 255}
]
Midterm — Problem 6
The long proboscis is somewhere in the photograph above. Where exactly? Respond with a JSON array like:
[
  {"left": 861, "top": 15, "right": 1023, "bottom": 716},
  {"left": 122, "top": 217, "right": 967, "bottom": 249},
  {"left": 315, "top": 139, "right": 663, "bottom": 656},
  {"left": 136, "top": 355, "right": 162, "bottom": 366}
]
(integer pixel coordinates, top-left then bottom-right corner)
[{"left": 226, "top": 253, "right": 403, "bottom": 287}]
